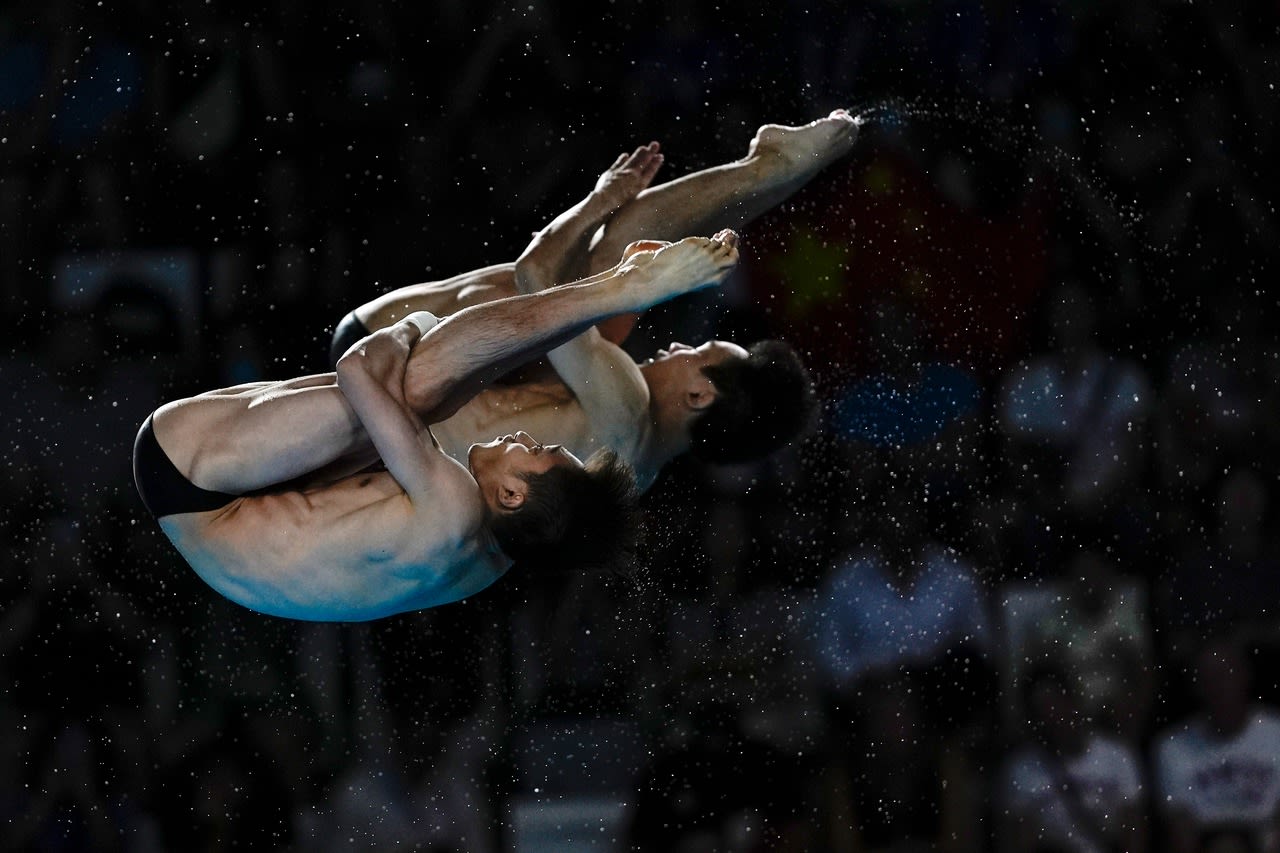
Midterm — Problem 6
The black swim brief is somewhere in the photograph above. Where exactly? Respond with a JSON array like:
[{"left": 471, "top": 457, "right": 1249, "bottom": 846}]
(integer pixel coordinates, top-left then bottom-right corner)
[
  {"left": 133, "top": 414, "right": 239, "bottom": 518},
  {"left": 329, "top": 310, "right": 371, "bottom": 368}
]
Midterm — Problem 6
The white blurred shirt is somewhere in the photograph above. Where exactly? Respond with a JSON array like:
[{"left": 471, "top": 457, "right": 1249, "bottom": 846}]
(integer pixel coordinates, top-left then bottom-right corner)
[
  {"left": 1155, "top": 707, "right": 1280, "bottom": 833},
  {"left": 998, "top": 351, "right": 1150, "bottom": 502},
  {"left": 1002, "top": 733, "right": 1145, "bottom": 853}
]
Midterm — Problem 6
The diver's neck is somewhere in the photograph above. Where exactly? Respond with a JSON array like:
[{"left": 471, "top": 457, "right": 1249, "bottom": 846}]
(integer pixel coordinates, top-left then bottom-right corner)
[{"left": 642, "top": 394, "right": 692, "bottom": 472}]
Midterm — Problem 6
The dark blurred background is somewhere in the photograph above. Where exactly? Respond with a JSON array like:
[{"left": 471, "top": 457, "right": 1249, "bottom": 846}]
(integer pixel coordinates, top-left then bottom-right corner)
[{"left": 2, "top": 0, "right": 1279, "bottom": 851}]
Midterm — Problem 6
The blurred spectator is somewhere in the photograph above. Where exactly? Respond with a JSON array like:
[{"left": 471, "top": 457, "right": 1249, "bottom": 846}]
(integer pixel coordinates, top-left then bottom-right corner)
[
  {"left": 997, "top": 279, "right": 1152, "bottom": 519},
  {"left": 967, "top": 405, "right": 1066, "bottom": 581},
  {"left": 509, "top": 568, "right": 650, "bottom": 718},
  {"left": 813, "top": 476, "right": 994, "bottom": 851},
  {"left": 307, "top": 627, "right": 497, "bottom": 853},
  {"left": 828, "top": 294, "right": 985, "bottom": 546},
  {"left": 1156, "top": 468, "right": 1280, "bottom": 670},
  {"left": 1014, "top": 549, "right": 1156, "bottom": 742},
  {"left": 817, "top": 673, "right": 985, "bottom": 853},
  {"left": 997, "top": 663, "right": 1149, "bottom": 853},
  {"left": 1154, "top": 292, "right": 1266, "bottom": 501},
  {"left": 831, "top": 296, "right": 983, "bottom": 451},
  {"left": 626, "top": 699, "right": 813, "bottom": 853},
  {"left": 813, "top": 479, "right": 993, "bottom": 704},
  {"left": 1153, "top": 634, "right": 1280, "bottom": 853}
]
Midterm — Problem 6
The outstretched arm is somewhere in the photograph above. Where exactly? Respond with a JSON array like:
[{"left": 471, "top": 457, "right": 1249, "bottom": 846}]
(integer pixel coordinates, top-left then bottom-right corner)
[{"left": 403, "top": 233, "right": 740, "bottom": 425}]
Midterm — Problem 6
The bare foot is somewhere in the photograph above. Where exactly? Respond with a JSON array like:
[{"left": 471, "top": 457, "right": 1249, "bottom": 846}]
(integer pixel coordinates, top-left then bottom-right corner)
[
  {"left": 618, "top": 230, "right": 739, "bottom": 306},
  {"left": 620, "top": 239, "right": 669, "bottom": 263},
  {"left": 745, "top": 108, "right": 860, "bottom": 174}
]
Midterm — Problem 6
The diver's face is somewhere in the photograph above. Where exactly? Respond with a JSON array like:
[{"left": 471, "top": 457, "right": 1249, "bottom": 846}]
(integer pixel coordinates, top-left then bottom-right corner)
[
  {"left": 467, "top": 431, "right": 581, "bottom": 484},
  {"left": 641, "top": 340, "right": 748, "bottom": 419},
  {"left": 644, "top": 339, "right": 747, "bottom": 373}
]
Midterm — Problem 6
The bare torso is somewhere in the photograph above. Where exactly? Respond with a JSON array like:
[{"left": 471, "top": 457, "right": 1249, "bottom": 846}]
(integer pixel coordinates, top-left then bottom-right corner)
[
  {"left": 432, "top": 379, "right": 662, "bottom": 492},
  {"left": 158, "top": 463, "right": 509, "bottom": 622}
]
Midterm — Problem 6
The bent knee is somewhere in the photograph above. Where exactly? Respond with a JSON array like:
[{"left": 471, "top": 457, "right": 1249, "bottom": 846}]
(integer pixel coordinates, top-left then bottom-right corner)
[
  {"left": 152, "top": 402, "right": 249, "bottom": 493},
  {"left": 403, "top": 374, "right": 446, "bottom": 415},
  {"left": 184, "top": 428, "right": 249, "bottom": 493}
]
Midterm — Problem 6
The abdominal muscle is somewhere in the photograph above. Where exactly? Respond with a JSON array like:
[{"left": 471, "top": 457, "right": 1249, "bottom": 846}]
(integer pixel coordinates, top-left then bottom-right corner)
[
  {"left": 432, "top": 380, "right": 600, "bottom": 461},
  {"left": 434, "top": 383, "right": 661, "bottom": 491},
  {"left": 158, "top": 471, "right": 506, "bottom": 621}
]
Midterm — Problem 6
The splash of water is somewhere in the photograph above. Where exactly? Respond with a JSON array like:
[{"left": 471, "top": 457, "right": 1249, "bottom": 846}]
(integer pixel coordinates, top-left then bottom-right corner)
[{"left": 845, "top": 94, "right": 1151, "bottom": 267}]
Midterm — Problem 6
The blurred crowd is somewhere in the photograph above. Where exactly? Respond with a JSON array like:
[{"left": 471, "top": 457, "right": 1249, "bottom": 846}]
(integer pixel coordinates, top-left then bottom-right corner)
[{"left": 2, "top": 0, "right": 1279, "bottom": 851}]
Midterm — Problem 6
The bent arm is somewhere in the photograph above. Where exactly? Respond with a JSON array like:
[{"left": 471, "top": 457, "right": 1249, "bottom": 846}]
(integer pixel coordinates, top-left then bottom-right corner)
[
  {"left": 336, "top": 314, "right": 449, "bottom": 500},
  {"left": 507, "top": 146, "right": 666, "bottom": 447},
  {"left": 515, "top": 257, "right": 650, "bottom": 451},
  {"left": 512, "top": 145, "right": 664, "bottom": 341}
]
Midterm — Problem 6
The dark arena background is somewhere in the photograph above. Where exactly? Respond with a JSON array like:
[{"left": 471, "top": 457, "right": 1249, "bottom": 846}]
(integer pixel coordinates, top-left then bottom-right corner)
[{"left": 3, "top": 1, "right": 1280, "bottom": 851}]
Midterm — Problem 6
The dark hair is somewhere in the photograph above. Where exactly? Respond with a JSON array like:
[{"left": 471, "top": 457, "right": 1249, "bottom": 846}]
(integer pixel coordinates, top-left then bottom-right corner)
[
  {"left": 688, "top": 339, "right": 818, "bottom": 464},
  {"left": 489, "top": 449, "right": 640, "bottom": 575}
]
